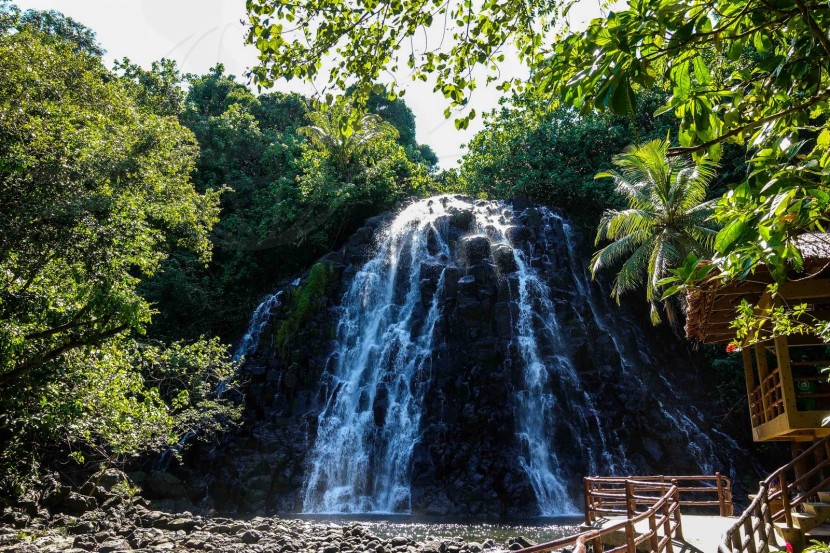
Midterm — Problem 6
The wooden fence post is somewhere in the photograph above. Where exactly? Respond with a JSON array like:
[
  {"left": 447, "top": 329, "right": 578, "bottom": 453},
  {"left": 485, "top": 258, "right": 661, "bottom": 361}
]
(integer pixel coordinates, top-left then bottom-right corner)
[
  {"left": 716, "top": 472, "right": 726, "bottom": 517},
  {"left": 671, "top": 479, "right": 683, "bottom": 540},
  {"left": 648, "top": 512, "right": 659, "bottom": 552},
  {"left": 625, "top": 519, "right": 636, "bottom": 553},
  {"left": 625, "top": 480, "right": 636, "bottom": 518},
  {"left": 583, "top": 478, "right": 593, "bottom": 524},
  {"left": 779, "top": 471, "right": 793, "bottom": 527}
]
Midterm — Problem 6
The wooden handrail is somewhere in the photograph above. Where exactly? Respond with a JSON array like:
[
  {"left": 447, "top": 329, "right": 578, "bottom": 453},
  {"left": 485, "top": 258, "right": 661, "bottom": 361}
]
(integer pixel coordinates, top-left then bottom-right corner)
[
  {"left": 721, "top": 434, "right": 830, "bottom": 553},
  {"left": 584, "top": 474, "right": 733, "bottom": 522},
  {"left": 521, "top": 476, "right": 718, "bottom": 553}
]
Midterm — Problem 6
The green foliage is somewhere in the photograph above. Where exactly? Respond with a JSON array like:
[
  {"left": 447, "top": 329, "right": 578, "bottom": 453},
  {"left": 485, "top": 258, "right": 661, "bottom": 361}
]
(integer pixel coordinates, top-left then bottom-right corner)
[
  {"left": 245, "top": 0, "right": 564, "bottom": 129},
  {"left": 805, "top": 540, "right": 830, "bottom": 553},
  {"left": 298, "top": 100, "right": 400, "bottom": 172},
  {"left": 0, "top": 336, "right": 240, "bottom": 495},
  {"left": 0, "top": 9, "right": 239, "bottom": 497},
  {"left": 246, "top": 0, "right": 830, "bottom": 295},
  {"left": 139, "top": 66, "right": 435, "bottom": 342},
  {"left": 459, "top": 91, "right": 675, "bottom": 221},
  {"left": 0, "top": 15, "right": 219, "bottom": 386},
  {"left": 590, "top": 139, "right": 719, "bottom": 323},
  {"left": 532, "top": 0, "right": 830, "bottom": 286},
  {"left": 276, "top": 263, "right": 333, "bottom": 352},
  {"left": 114, "top": 58, "right": 187, "bottom": 117}
]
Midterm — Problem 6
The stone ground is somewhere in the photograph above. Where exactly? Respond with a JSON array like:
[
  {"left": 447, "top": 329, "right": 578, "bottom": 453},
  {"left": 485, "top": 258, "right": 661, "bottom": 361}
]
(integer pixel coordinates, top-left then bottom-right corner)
[{"left": 0, "top": 502, "right": 538, "bottom": 553}]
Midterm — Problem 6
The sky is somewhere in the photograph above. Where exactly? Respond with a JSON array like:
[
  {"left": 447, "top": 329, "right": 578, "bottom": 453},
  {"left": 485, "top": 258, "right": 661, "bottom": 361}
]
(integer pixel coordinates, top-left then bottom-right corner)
[{"left": 15, "top": 0, "right": 609, "bottom": 168}]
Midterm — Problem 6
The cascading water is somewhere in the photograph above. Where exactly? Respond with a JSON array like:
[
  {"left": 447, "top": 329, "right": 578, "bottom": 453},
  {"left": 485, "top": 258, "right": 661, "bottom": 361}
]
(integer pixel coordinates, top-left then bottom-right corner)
[
  {"left": 303, "top": 197, "right": 606, "bottom": 515},
  {"left": 301, "top": 200, "right": 451, "bottom": 513},
  {"left": 233, "top": 291, "right": 286, "bottom": 362},
  {"left": 297, "top": 195, "right": 732, "bottom": 517}
]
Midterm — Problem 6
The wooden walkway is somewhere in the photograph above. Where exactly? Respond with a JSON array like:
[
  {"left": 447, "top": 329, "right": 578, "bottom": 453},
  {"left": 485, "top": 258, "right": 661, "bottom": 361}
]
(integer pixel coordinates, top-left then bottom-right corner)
[{"left": 591, "top": 515, "right": 740, "bottom": 553}]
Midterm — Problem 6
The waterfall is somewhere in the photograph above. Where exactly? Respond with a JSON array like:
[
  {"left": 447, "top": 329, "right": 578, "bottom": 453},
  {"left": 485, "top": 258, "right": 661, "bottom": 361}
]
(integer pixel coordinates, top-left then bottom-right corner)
[
  {"left": 299, "top": 195, "right": 727, "bottom": 516},
  {"left": 233, "top": 290, "right": 286, "bottom": 362},
  {"left": 301, "top": 199, "right": 451, "bottom": 513}
]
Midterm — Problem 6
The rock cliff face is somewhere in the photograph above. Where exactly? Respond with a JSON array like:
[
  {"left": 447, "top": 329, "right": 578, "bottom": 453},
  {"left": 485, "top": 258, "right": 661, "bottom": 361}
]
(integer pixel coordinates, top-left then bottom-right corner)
[{"left": 180, "top": 196, "right": 759, "bottom": 517}]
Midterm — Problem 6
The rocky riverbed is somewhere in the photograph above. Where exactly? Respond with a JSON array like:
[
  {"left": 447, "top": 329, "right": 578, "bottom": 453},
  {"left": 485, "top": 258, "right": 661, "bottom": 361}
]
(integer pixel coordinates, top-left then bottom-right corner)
[
  {"left": 0, "top": 507, "right": 558, "bottom": 553},
  {"left": 0, "top": 470, "right": 576, "bottom": 553}
]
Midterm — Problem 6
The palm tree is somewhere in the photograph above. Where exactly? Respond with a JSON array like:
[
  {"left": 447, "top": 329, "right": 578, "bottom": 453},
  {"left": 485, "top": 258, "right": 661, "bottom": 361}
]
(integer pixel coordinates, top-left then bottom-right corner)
[
  {"left": 590, "top": 138, "right": 719, "bottom": 324},
  {"left": 299, "top": 101, "right": 399, "bottom": 171}
]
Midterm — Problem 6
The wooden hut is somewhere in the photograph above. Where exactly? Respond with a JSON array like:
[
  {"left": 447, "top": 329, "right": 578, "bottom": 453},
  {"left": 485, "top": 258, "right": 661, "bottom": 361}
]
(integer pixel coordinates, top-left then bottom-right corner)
[{"left": 685, "top": 234, "right": 830, "bottom": 442}]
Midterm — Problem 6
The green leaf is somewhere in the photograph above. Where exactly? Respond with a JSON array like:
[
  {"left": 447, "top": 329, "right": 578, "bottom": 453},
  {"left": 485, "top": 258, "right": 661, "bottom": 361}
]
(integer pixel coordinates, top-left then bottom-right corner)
[{"left": 715, "top": 219, "right": 749, "bottom": 253}]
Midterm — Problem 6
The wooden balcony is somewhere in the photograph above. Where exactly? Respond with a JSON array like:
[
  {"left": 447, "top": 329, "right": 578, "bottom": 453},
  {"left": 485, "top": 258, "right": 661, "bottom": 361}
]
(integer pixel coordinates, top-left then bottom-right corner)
[{"left": 746, "top": 346, "right": 830, "bottom": 442}]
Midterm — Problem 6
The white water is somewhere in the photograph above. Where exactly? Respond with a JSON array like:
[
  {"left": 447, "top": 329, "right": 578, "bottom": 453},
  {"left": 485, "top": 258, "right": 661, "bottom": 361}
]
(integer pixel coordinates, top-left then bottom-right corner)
[
  {"left": 302, "top": 197, "right": 591, "bottom": 515},
  {"left": 301, "top": 198, "right": 453, "bottom": 513},
  {"left": 299, "top": 195, "right": 727, "bottom": 516},
  {"left": 233, "top": 290, "right": 286, "bottom": 362}
]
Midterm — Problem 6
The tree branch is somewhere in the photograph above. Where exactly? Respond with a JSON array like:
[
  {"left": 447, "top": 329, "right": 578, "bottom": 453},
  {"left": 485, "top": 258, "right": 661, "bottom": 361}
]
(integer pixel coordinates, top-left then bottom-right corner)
[
  {"left": 0, "top": 323, "right": 130, "bottom": 388},
  {"left": 667, "top": 87, "right": 830, "bottom": 156},
  {"left": 794, "top": 0, "right": 830, "bottom": 58}
]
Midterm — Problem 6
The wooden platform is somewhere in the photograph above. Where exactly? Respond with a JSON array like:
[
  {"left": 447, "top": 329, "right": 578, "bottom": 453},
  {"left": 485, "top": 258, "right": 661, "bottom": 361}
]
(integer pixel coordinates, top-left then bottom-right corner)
[{"left": 588, "top": 515, "right": 743, "bottom": 553}]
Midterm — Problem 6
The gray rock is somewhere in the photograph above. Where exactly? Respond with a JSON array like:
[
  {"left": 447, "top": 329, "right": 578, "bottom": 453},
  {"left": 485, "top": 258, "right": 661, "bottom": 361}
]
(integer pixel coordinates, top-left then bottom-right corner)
[
  {"left": 239, "top": 530, "right": 262, "bottom": 544},
  {"left": 62, "top": 492, "right": 97, "bottom": 514},
  {"left": 98, "top": 538, "right": 132, "bottom": 552},
  {"left": 156, "top": 517, "right": 196, "bottom": 532},
  {"left": 145, "top": 472, "right": 188, "bottom": 500}
]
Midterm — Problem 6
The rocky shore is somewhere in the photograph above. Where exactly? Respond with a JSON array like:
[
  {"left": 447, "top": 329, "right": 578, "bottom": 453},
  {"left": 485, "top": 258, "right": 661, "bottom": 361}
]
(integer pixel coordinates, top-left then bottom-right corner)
[
  {"left": 0, "top": 508, "right": 542, "bottom": 553},
  {"left": 0, "top": 471, "right": 550, "bottom": 553}
]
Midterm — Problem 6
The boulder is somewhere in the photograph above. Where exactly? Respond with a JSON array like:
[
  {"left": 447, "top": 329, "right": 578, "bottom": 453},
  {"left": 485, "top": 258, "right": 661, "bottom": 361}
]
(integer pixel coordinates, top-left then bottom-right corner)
[
  {"left": 457, "top": 235, "right": 491, "bottom": 267},
  {"left": 145, "top": 472, "right": 188, "bottom": 500},
  {"left": 61, "top": 492, "right": 97, "bottom": 514},
  {"left": 491, "top": 243, "right": 518, "bottom": 273}
]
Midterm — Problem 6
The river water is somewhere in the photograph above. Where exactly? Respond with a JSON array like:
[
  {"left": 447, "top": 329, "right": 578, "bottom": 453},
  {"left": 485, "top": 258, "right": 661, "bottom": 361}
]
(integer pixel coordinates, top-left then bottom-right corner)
[{"left": 294, "top": 515, "right": 581, "bottom": 545}]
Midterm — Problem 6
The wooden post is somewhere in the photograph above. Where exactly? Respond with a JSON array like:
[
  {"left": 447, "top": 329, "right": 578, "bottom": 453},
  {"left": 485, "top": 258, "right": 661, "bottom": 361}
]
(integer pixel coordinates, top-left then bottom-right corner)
[
  {"left": 743, "top": 516, "right": 758, "bottom": 553},
  {"left": 625, "top": 519, "right": 636, "bottom": 553},
  {"left": 716, "top": 472, "right": 726, "bottom": 516},
  {"left": 663, "top": 498, "right": 674, "bottom": 553},
  {"left": 779, "top": 470, "right": 793, "bottom": 528},
  {"left": 761, "top": 482, "right": 773, "bottom": 542},
  {"left": 583, "top": 478, "right": 593, "bottom": 524},
  {"left": 592, "top": 535, "right": 604, "bottom": 553},
  {"left": 671, "top": 479, "right": 683, "bottom": 540},
  {"left": 648, "top": 512, "right": 659, "bottom": 552},
  {"left": 742, "top": 347, "right": 758, "bottom": 424},
  {"left": 625, "top": 480, "right": 636, "bottom": 518},
  {"left": 774, "top": 335, "right": 796, "bottom": 423},
  {"left": 754, "top": 344, "right": 771, "bottom": 422}
]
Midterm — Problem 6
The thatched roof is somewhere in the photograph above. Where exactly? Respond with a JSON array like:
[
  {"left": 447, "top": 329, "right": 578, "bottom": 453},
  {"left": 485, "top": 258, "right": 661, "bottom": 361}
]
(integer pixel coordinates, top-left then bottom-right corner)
[{"left": 684, "top": 233, "right": 830, "bottom": 344}]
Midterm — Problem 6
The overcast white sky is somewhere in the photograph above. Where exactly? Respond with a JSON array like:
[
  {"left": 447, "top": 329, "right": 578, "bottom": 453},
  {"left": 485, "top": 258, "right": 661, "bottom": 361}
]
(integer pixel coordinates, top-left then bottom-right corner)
[{"left": 15, "top": 0, "right": 609, "bottom": 168}]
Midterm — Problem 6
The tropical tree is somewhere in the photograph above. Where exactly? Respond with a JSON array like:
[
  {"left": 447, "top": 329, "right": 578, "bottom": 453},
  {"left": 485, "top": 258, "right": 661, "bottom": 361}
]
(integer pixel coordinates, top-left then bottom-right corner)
[
  {"left": 0, "top": 7, "right": 240, "bottom": 494},
  {"left": 245, "top": 0, "right": 830, "bottom": 284},
  {"left": 298, "top": 102, "right": 399, "bottom": 172},
  {"left": 590, "top": 139, "right": 719, "bottom": 324}
]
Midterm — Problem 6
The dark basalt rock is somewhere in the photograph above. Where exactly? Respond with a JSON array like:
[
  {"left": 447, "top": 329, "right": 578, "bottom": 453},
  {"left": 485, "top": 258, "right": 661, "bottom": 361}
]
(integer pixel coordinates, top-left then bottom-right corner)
[{"left": 171, "top": 198, "right": 763, "bottom": 519}]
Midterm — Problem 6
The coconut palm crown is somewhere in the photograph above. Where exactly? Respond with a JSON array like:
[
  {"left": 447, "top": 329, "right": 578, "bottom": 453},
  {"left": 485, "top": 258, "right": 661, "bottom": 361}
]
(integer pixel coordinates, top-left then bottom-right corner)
[
  {"left": 590, "top": 138, "right": 719, "bottom": 324},
  {"left": 299, "top": 102, "right": 399, "bottom": 171}
]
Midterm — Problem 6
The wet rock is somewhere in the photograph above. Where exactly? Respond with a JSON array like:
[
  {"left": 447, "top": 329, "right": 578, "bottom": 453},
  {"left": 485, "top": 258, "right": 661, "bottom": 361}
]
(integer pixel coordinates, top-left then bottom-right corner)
[
  {"left": 62, "top": 492, "right": 97, "bottom": 514},
  {"left": 491, "top": 243, "right": 517, "bottom": 273},
  {"left": 457, "top": 235, "right": 491, "bottom": 267},
  {"left": 145, "top": 472, "right": 188, "bottom": 500}
]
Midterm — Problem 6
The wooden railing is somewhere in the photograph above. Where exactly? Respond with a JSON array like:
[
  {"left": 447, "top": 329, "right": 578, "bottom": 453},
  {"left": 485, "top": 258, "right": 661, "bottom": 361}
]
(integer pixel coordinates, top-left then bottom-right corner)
[
  {"left": 721, "top": 434, "right": 830, "bottom": 553},
  {"left": 584, "top": 474, "right": 733, "bottom": 521},
  {"left": 519, "top": 479, "right": 683, "bottom": 553},
  {"left": 750, "top": 367, "right": 784, "bottom": 427}
]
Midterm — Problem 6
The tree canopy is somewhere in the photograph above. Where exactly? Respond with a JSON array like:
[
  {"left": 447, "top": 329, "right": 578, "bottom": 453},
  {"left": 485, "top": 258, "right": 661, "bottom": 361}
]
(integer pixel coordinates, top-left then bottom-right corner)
[
  {"left": 246, "top": 0, "right": 830, "bottom": 285},
  {"left": 0, "top": 17, "right": 219, "bottom": 386},
  {"left": 590, "top": 139, "right": 719, "bottom": 323},
  {"left": 0, "top": 6, "right": 238, "bottom": 494}
]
